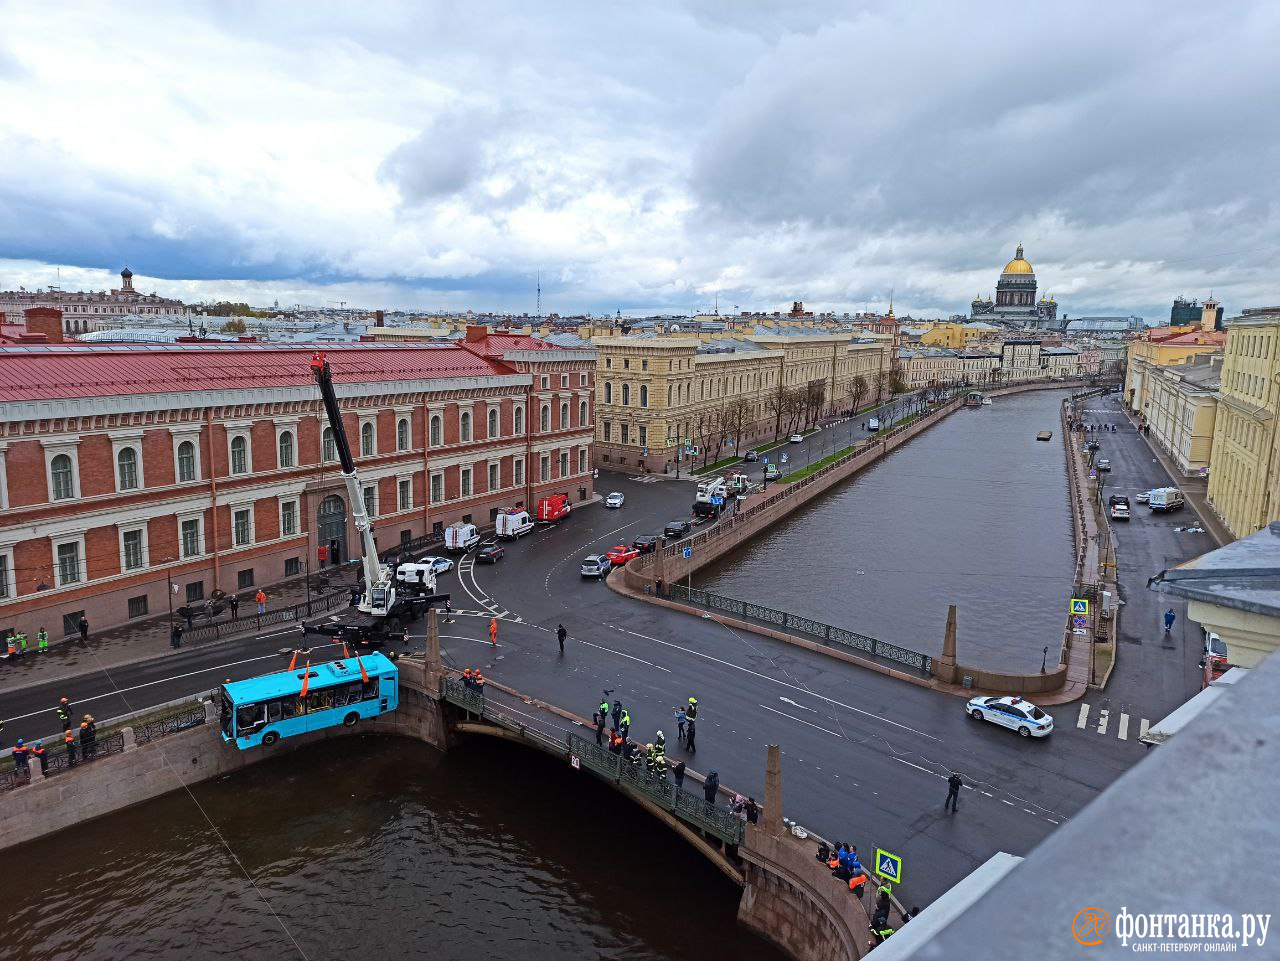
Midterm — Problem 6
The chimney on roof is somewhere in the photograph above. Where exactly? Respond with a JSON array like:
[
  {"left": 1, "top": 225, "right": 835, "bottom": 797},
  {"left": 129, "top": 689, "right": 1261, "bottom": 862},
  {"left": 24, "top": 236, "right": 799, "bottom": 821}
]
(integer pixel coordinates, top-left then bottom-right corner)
[
  {"left": 465, "top": 324, "right": 488, "bottom": 342},
  {"left": 23, "top": 307, "right": 65, "bottom": 344}
]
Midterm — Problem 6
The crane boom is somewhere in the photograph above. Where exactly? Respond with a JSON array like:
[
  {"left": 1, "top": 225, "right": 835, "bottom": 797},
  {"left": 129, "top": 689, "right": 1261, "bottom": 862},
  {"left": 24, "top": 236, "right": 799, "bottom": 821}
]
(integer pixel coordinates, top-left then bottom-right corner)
[{"left": 309, "top": 351, "right": 393, "bottom": 615}]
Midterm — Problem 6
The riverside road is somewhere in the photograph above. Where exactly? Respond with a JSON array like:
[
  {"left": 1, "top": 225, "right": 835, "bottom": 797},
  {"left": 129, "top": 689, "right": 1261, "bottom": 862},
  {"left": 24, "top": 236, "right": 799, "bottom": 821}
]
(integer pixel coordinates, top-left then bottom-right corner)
[{"left": 0, "top": 399, "right": 1208, "bottom": 905}]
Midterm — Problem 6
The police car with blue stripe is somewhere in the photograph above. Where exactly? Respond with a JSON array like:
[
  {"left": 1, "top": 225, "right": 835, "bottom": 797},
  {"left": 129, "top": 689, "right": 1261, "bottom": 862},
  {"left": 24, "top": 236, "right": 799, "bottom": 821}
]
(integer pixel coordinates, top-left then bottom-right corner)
[{"left": 966, "top": 695, "right": 1054, "bottom": 738}]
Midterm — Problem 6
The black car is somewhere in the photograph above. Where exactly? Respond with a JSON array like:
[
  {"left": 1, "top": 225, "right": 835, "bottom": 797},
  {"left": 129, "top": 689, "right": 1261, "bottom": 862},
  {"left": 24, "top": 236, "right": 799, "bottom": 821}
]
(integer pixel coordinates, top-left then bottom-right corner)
[
  {"left": 663, "top": 519, "right": 692, "bottom": 539},
  {"left": 631, "top": 535, "right": 659, "bottom": 554},
  {"left": 475, "top": 542, "right": 505, "bottom": 563},
  {"left": 744, "top": 451, "right": 759, "bottom": 462}
]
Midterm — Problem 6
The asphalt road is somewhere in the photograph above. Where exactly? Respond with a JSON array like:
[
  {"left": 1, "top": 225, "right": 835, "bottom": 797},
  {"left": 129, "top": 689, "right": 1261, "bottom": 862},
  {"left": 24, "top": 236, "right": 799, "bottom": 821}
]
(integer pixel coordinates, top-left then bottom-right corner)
[{"left": 2, "top": 408, "right": 1160, "bottom": 906}]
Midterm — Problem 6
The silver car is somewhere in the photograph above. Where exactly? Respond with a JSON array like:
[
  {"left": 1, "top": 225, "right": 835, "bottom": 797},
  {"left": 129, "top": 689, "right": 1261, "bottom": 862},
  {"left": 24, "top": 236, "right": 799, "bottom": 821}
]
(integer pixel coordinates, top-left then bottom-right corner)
[
  {"left": 415, "top": 555, "right": 454, "bottom": 575},
  {"left": 580, "top": 555, "right": 611, "bottom": 579}
]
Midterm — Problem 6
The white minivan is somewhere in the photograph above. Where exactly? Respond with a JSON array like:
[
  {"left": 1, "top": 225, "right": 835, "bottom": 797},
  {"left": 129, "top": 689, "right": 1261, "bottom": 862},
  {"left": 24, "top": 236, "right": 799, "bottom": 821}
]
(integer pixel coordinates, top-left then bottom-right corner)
[
  {"left": 867, "top": 418, "right": 881, "bottom": 432},
  {"left": 1148, "top": 488, "right": 1185, "bottom": 512},
  {"left": 444, "top": 522, "right": 481, "bottom": 552}
]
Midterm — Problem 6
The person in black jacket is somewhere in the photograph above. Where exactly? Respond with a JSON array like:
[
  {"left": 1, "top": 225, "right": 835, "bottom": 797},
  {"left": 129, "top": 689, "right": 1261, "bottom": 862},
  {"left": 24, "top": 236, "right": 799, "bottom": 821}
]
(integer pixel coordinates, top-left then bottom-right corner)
[{"left": 703, "top": 770, "right": 719, "bottom": 805}]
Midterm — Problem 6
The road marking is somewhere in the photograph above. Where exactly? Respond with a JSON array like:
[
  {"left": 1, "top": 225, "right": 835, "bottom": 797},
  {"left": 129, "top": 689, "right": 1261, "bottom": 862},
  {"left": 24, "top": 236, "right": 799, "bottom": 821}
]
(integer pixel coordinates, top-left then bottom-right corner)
[
  {"left": 612, "top": 625, "right": 938, "bottom": 739},
  {"left": 1076, "top": 704, "right": 1089, "bottom": 729},
  {"left": 576, "top": 637, "right": 671, "bottom": 673},
  {"left": 758, "top": 704, "right": 844, "bottom": 737},
  {"left": 1, "top": 649, "right": 320, "bottom": 723},
  {"left": 1097, "top": 709, "right": 1109, "bottom": 735},
  {"left": 1117, "top": 713, "right": 1130, "bottom": 740},
  {"left": 779, "top": 696, "right": 817, "bottom": 712},
  {"left": 1001, "top": 799, "right": 1014, "bottom": 806},
  {"left": 1139, "top": 718, "right": 1150, "bottom": 738}
]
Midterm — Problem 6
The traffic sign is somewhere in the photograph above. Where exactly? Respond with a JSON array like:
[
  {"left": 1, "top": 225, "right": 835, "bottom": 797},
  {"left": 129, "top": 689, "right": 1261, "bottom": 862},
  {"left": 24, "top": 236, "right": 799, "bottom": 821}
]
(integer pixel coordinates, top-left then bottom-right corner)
[
  {"left": 762, "top": 456, "right": 769, "bottom": 464},
  {"left": 682, "top": 546, "right": 693, "bottom": 559},
  {"left": 710, "top": 496, "right": 724, "bottom": 506},
  {"left": 1070, "top": 598, "right": 1090, "bottom": 615},
  {"left": 1072, "top": 614, "right": 1087, "bottom": 630},
  {"left": 874, "top": 848, "right": 903, "bottom": 884},
  {"left": 569, "top": 754, "right": 580, "bottom": 770}
]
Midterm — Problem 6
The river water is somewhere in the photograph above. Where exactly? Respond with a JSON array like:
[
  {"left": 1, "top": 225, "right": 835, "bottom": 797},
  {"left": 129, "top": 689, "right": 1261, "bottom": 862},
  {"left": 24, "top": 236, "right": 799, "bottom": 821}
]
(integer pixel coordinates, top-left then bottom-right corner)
[
  {"left": 6, "top": 736, "right": 784, "bottom": 961},
  {"left": 700, "top": 390, "right": 1074, "bottom": 673}
]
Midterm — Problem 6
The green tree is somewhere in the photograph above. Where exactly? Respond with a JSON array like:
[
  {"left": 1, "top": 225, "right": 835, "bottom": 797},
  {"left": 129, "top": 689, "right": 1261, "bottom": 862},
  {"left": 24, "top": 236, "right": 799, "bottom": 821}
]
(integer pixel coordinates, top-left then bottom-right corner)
[{"left": 220, "top": 317, "right": 248, "bottom": 334}]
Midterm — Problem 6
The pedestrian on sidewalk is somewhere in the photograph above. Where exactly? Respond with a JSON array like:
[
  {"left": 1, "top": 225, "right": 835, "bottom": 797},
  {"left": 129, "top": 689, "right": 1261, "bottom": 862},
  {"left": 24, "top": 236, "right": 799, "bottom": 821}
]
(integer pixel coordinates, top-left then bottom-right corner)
[
  {"left": 255, "top": 590, "right": 268, "bottom": 621},
  {"left": 16, "top": 631, "right": 28, "bottom": 657},
  {"left": 1164, "top": 609, "right": 1176, "bottom": 633},
  {"left": 619, "top": 709, "right": 631, "bottom": 739},
  {"left": 5, "top": 632, "right": 15, "bottom": 658},
  {"left": 489, "top": 618, "right": 498, "bottom": 647},
  {"left": 229, "top": 595, "right": 240, "bottom": 620},
  {"left": 183, "top": 608, "right": 194, "bottom": 631},
  {"left": 171, "top": 624, "right": 183, "bottom": 649},
  {"left": 703, "top": 769, "right": 720, "bottom": 805},
  {"left": 32, "top": 741, "right": 47, "bottom": 777},
  {"left": 12, "top": 739, "right": 31, "bottom": 778},
  {"left": 674, "top": 706, "right": 687, "bottom": 742},
  {"left": 594, "top": 712, "right": 605, "bottom": 746},
  {"left": 37, "top": 627, "right": 48, "bottom": 653},
  {"left": 556, "top": 624, "right": 567, "bottom": 654},
  {"left": 444, "top": 600, "right": 455, "bottom": 624},
  {"left": 945, "top": 771, "right": 962, "bottom": 812},
  {"left": 686, "top": 718, "right": 697, "bottom": 753},
  {"left": 672, "top": 759, "right": 686, "bottom": 790},
  {"left": 80, "top": 716, "right": 97, "bottom": 760},
  {"left": 78, "top": 616, "right": 89, "bottom": 645},
  {"left": 611, "top": 700, "right": 622, "bottom": 729}
]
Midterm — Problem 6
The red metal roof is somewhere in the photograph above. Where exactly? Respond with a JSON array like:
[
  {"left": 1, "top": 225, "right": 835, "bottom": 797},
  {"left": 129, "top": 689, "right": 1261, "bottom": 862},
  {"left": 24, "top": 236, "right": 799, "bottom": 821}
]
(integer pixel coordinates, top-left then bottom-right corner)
[
  {"left": 0, "top": 342, "right": 522, "bottom": 402},
  {"left": 458, "top": 333, "right": 565, "bottom": 360}
]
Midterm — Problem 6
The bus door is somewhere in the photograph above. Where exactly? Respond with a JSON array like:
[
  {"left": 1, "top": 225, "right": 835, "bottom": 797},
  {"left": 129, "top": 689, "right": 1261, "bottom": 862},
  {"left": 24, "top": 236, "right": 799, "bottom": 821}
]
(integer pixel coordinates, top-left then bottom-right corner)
[{"left": 380, "top": 673, "right": 397, "bottom": 711}]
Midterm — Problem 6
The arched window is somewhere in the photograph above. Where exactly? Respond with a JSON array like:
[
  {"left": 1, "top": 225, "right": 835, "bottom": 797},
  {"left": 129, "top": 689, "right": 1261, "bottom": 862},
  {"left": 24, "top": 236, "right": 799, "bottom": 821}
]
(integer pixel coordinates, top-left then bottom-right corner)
[
  {"left": 322, "top": 427, "right": 336, "bottom": 463},
  {"left": 622, "top": 384, "right": 630, "bottom": 405},
  {"left": 360, "top": 422, "right": 375, "bottom": 457},
  {"left": 278, "top": 431, "right": 294, "bottom": 468},
  {"left": 514, "top": 407, "right": 524, "bottom": 435},
  {"left": 397, "top": 418, "right": 411, "bottom": 451},
  {"left": 579, "top": 400, "right": 588, "bottom": 425},
  {"left": 488, "top": 408, "right": 499, "bottom": 438},
  {"left": 639, "top": 385, "right": 648, "bottom": 408},
  {"left": 117, "top": 447, "right": 139, "bottom": 490},
  {"left": 50, "top": 453, "right": 75, "bottom": 500},
  {"left": 667, "top": 384, "right": 673, "bottom": 406},
  {"left": 604, "top": 382, "right": 613, "bottom": 404},
  {"left": 560, "top": 402, "right": 569, "bottom": 427},
  {"left": 460, "top": 411, "right": 472, "bottom": 442},
  {"left": 430, "top": 414, "right": 442, "bottom": 447},
  {"left": 540, "top": 404, "right": 550, "bottom": 432},
  {"left": 230, "top": 435, "right": 248, "bottom": 474},
  {"left": 177, "top": 441, "right": 196, "bottom": 482}
]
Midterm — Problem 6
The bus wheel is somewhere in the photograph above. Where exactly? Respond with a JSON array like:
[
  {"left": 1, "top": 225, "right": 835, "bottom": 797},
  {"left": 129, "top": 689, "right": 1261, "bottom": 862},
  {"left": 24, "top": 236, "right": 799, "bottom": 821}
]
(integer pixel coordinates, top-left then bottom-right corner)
[
  {"left": 343, "top": 712, "right": 360, "bottom": 727},
  {"left": 262, "top": 731, "right": 279, "bottom": 746}
]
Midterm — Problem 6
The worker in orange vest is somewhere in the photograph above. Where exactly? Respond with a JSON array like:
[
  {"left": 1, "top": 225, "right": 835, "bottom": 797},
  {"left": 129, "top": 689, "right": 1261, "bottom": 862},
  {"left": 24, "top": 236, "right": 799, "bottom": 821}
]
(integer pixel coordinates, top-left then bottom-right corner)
[{"left": 489, "top": 618, "right": 498, "bottom": 647}]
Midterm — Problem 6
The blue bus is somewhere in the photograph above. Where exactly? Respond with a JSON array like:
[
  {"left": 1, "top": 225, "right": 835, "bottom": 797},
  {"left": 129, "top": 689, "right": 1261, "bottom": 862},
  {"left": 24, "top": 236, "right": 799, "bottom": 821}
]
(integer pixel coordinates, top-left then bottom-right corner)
[{"left": 219, "top": 653, "right": 399, "bottom": 749}]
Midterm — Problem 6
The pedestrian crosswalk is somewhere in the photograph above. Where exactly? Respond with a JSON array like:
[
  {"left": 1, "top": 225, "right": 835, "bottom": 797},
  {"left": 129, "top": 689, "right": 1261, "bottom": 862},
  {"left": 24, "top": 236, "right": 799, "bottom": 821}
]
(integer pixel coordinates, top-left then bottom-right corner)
[{"left": 1075, "top": 702, "right": 1152, "bottom": 743}]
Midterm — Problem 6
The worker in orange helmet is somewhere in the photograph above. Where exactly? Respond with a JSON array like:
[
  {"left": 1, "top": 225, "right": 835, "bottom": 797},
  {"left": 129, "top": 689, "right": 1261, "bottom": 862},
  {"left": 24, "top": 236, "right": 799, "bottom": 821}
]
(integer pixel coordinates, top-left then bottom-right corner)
[{"left": 489, "top": 618, "right": 498, "bottom": 647}]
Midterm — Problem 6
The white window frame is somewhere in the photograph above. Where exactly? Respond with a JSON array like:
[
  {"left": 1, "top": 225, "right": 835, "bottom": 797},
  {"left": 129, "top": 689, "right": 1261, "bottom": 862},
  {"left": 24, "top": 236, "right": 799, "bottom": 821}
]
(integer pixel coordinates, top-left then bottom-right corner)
[
  {"left": 119, "top": 525, "right": 148, "bottom": 572},
  {"left": 398, "top": 477, "right": 412, "bottom": 511},
  {"left": 514, "top": 459, "right": 524, "bottom": 487},
  {"left": 321, "top": 426, "right": 337, "bottom": 463},
  {"left": 178, "top": 511, "right": 205, "bottom": 559},
  {"left": 279, "top": 496, "right": 300, "bottom": 537},
  {"left": 397, "top": 417, "right": 412, "bottom": 451},
  {"left": 460, "top": 467, "right": 473, "bottom": 498},
  {"left": 172, "top": 429, "right": 202, "bottom": 483},
  {"left": 0, "top": 443, "right": 9, "bottom": 511},
  {"left": 560, "top": 401, "right": 569, "bottom": 427},
  {"left": 231, "top": 505, "right": 255, "bottom": 548},
  {"left": 54, "top": 534, "right": 87, "bottom": 587},
  {"left": 580, "top": 373, "right": 588, "bottom": 387},
  {"left": 559, "top": 450, "right": 569, "bottom": 477},
  {"left": 110, "top": 433, "right": 145, "bottom": 492},
  {"left": 540, "top": 404, "right": 550, "bottom": 432},
  {"left": 513, "top": 405, "right": 525, "bottom": 435},
  {"left": 487, "top": 406, "right": 500, "bottom": 439},
  {"left": 579, "top": 400, "right": 588, "bottom": 426},
  {"left": 226, "top": 426, "right": 253, "bottom": 475},
  {"left": 429, "top": 413, "right": 443, "bottom": 447},
  {"left": 541, "top": 374, "right": 550, "bottom": 389},
  {"left": 361, "top": 486, "right": 377, "bottom": 520},
  {"left": 488, "top": 461, "right": 499, "bottom": 491},
  {"left": 459, "top": 411, "right": 472, "bottom": 443},
  {"left": 0, "top": 545, "right": 13, "bottom": 600},
  {"left": 276, "top": 428, "right": 296, "bottom": 469},
  {"left": 359, "top": 416, "right": 378, "bottom": 457},
  {"left": 561, "top": 374, "right": 569, "bottom": 388},
  {"left": 540, "top": 454, "right": 550, "bottom": 482},
  {"left": 430, "top": 472, "right": 443, "bottom": 504},
  {"left": 578, "top": 448, "right": 588, "bottom": 474},
  {"left": 43, "top": 439, "right": 81, "bottom": 502}
]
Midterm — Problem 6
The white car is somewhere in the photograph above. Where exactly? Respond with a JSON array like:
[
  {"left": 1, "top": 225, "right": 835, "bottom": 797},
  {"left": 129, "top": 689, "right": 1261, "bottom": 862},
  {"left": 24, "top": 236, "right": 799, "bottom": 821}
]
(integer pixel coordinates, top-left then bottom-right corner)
[
  {"left": 415, "top": 555, "right": 454, "bottom": 575},
  {"left": 789, "top": 434, "right": 804, "bottom": 443},
  {"left": 966, "top": 695, "right": 1054, "bottom": 738},
  {"left": 605, "top": 492, "right": 625, "bottom": 508},
  {"left": 1135, "top": 491, "right": 1151, "bottom": 504}
]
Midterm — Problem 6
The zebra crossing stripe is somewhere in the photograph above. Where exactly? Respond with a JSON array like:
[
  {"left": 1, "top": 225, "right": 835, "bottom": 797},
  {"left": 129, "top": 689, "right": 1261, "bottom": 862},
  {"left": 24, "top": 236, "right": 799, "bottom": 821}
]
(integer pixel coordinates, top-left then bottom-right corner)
[
  {"left": 1076, "top": 704, "right": 1089, "bottom": 729},
  {"left": 1139, "top": 718, "right": 1150, "bottom": 738},
  {"left": 1097, "top": 709, "right": 1109, "bottom": 735},
  {"left": 1117, "top": 713, "right": 1130, "bottom": 740}
]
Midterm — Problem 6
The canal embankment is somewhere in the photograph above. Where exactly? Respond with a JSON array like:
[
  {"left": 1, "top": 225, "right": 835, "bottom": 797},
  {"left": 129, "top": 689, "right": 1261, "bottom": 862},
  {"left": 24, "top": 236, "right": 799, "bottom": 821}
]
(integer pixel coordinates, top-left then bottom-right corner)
[{"left": 615, "top": 379, "right": 1107, "bottom": 699}]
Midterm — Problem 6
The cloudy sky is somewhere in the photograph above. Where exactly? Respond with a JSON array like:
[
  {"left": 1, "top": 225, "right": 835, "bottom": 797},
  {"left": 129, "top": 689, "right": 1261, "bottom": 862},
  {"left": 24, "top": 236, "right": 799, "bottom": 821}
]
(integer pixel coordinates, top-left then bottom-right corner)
[{"left": 1, "top": 0, "right": 1277, "bottom": 319}]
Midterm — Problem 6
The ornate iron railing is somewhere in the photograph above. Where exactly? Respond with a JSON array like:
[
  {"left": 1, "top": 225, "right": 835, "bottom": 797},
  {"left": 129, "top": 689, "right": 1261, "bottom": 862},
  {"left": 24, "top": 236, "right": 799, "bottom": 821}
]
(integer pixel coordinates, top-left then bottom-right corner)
[
  {"left": 40, "top": 730, "right": 126, "bottom": 779},
  {"left": 133, "top": 705, "right": 208, "bottom": 746},
  {"left": 670, "top": 585, "right": 932, "bottom": 675},
  {"left": 182, "top": 590, "right": 348, "bottom": 644}
]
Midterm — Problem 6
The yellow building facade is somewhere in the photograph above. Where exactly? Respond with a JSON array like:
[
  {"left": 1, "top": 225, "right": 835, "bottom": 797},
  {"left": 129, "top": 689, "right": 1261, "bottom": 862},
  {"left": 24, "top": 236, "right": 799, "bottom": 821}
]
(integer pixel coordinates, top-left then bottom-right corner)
[
  {"left": 592, "top": 333, "right": 889, "bottom": 473},
  {"left": 1143, "top": 355, "right": 1221, "bottom": 476},
  {"left": 919, "top": 323, "right": 969, "bottom": 349},
  {"left": 1207, "top": 308, "right": 1280, "bottom": 538},
  {"left": 1125, "top": 300, "right": 1227, "bottom": 415}
]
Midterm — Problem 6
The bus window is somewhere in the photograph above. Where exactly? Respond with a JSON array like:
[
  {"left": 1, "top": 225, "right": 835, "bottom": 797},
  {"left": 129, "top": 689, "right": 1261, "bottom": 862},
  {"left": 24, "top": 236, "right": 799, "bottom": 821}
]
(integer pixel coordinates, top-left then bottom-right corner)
[
  {"left": 267, "top": 701, "right": 282, "bottom": 723},
  {"left": 346, "top": 682, "right": 363, "bottom": 704},
  {"left": 317, "top": 690, "right": 334, "bottom": 711},
  {"left": 220, "top": 692, "right": 234, "bottom": 736},
  {"left": 362, "top": 680, "right": 378, "bottom": 700},
  {"left": 236, "top": 703, "right": 264, "bottom": 732},
  {"left": 281, "top": 698, "right": 298, "bottom": 719}
]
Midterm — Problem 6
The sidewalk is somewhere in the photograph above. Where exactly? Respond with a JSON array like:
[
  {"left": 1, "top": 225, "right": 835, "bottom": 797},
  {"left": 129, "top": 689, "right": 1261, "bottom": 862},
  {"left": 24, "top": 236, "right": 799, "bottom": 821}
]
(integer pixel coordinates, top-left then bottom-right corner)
[
  {"left": 1114, "top": 400, "right": 1233, "bottom": 548},
  {"left": 0, "top": 571, "right": 356, "bottom": 695}
]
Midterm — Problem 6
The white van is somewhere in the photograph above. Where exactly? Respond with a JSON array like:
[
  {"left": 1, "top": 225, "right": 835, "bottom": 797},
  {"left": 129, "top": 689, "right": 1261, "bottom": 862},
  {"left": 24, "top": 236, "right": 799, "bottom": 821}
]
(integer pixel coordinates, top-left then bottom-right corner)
[
  {"left": 1148, "top": 488, "right": 1185, "bottom": 512},
  {"left": 867, "top": 418, "right": 881, "bottom": 432},
  {"left": 495, "top": 509, "right": 534, "bottom": 540},
  {"left": 394, "top": 563, "right": 438, "bottom": 595},
  {"left": 444, "top": 523, "right": 481, "bottom": 552}
]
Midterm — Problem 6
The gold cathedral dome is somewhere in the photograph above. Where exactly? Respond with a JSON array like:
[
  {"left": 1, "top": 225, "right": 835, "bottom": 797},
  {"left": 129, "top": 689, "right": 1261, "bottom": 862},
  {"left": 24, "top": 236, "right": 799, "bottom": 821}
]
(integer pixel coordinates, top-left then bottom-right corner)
[{"left": 1002, "top": 243, "right": 1034, "bottom": 275}]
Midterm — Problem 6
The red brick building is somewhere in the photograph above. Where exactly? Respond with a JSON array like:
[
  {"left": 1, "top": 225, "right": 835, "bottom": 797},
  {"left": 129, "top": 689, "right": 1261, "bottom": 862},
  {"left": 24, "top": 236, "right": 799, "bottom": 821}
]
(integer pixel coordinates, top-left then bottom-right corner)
[{"left": 0, "top": 324, "right": 596, "bottom": 639}]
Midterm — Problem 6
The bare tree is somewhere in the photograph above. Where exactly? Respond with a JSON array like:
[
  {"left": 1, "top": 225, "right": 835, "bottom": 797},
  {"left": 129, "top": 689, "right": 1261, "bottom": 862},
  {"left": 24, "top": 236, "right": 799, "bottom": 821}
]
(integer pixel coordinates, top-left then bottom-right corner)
[
  {"left": 724, "top": 397, "right": 752, "bottom": 455},
  {"left": 804, "top": 382, "right": 826, "bottom": 428},
  {"left": 781, "top": 387, "right": 807, "bottom": 435},
  {"left": 848, "top": 374, "right": 869, "bottom": 416},
  {"left": 765, "top": 387, "right": 786, "bottom": 442}
]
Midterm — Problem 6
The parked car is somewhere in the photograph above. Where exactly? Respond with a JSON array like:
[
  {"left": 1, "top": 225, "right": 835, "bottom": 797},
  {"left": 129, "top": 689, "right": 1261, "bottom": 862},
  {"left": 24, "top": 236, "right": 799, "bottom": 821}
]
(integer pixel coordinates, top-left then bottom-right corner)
[
  {"left": 1085, "top": 440, "right": 1100, "bottom": 452},
  {"left": 867, "top": 418, "right": 881, "bottom": 431},
  {"left": 1149, "top": 488, "right": 1185, "bottom": 512},
  {"left": 475, "top": 542, "right": 505, "bottom": 563},
  {"left": 1203, "top": 631, "right": 1228, "bottom": 661},
  {"left": 1135, "top": 490, "right": 1151, "bottom": 504},
  {"left": 966, "top": 695, "right": 1054, "bottom": 738},
  {"left": 415, "top": 555, "right": 454, "bottom": 575},
  {"left": 1095, "top": 458, "right": 1112, "bottom": 472},
  {"left": 789, "top": 433, "right": 804, "bottom": 443},
  {"left": 664, "top": 519, "right": 692, "bottom": 539},
  {"left": 606, "top": 544, "right": 640, "bottom": 566},
  {"left": 580, "top": 554, "right": 611, "bottom": 579},
  {"left": 744, "top": 451, "right": 759, "bottom": 462},
  {"left": 1110, "top": 502, "right": 1130, "bottom": 521},
  {"left": 605, "top": 492, "right": 625, "bottom": 508},
  {"left": 631, "top": 535, "right": 659, "bottom": 554}
]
